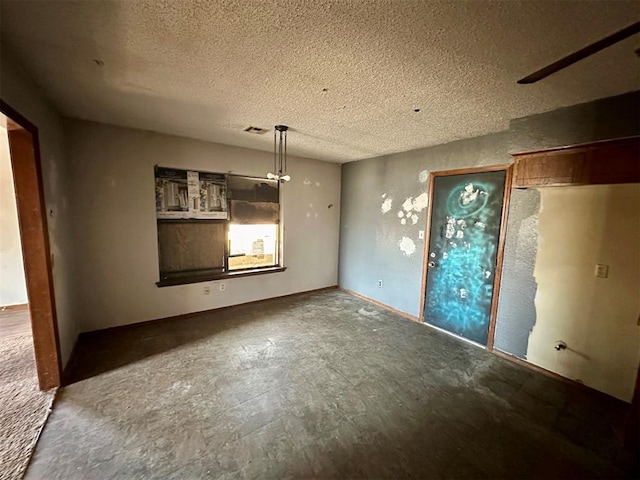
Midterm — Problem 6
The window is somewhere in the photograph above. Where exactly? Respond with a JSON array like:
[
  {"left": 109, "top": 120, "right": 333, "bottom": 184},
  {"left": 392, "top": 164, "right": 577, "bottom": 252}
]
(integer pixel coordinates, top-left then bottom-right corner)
[
  {"left": 155, "top": 168, "right": 282, "bottom": 286},
  {"left": 228, "top": 224, "right": 278, "bottom": 270}
]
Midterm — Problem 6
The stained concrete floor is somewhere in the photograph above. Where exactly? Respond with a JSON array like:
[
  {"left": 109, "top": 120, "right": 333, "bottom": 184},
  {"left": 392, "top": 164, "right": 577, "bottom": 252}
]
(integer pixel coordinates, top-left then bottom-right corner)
[{"left": 26, "top": 290, "right": 634, "bottom": 479}]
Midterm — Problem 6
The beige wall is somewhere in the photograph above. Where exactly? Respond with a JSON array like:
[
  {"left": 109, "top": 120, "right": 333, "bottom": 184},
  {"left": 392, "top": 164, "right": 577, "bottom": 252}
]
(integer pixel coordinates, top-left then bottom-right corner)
[
  {"left": 528, "top": 184, "right": 640, "bottom": 402},
  {"left": 0, "top": 52, "right": 78, "bottom": 366},
  {"left": 64, "top": 120, "right": 341, "bottom": 332},
  {"left": 0, "top": 126, "right": 28, "bottom": 306}
]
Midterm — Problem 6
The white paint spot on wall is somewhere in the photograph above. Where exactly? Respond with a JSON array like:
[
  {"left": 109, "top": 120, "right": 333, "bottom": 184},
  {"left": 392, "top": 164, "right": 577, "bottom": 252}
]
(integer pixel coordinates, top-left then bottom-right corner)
[
  {"left": 419, "top": 170, "right": 429, "bottom": 183},
  {"left": 381, "top": 198, "right": 393, "bottom": 213},
  {"left": 381, "top": 193, "right": 387, "bottom": 198},
  {"left": 315, "top": 181, "right": 321, "bottom": 187},
  {"left": 411, "top": 214, "right": 418, "bottom": 225},
  {"left": 402, "top": 198, "right": 414, "bottom": 211},
  {"left": 413, "top": 193, "right": 428, "bottom": 212},
  {"left": 397, "top": 210, "right": 404, "bottom": 218},
  {"left": 399, "top": 236, "right": 416, "bottom": 256},
  {"left": 401, "top": 218, "right": 406, "bottom": 225},
  {"left": 303, "top": 178, "right": 312, "bottom": 186}
]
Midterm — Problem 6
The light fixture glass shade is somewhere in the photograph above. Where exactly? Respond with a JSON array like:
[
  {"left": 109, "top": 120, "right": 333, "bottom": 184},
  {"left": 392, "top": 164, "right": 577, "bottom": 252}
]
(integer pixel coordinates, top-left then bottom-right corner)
[{"left": 268, "top": 125, "right": 291, "bottom": 182}]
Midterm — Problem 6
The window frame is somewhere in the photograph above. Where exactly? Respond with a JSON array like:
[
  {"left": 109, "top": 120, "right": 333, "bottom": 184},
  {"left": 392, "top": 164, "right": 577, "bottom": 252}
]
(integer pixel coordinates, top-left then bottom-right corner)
[{"left": 155, "top": 171, "right": 285, "bottom": 287}]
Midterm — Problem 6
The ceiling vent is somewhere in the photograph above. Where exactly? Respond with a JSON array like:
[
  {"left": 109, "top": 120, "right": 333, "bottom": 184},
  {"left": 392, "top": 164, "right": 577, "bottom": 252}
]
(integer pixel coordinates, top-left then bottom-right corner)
[{"left": 243, "top": 126, "right": 268, "bottom": 135}]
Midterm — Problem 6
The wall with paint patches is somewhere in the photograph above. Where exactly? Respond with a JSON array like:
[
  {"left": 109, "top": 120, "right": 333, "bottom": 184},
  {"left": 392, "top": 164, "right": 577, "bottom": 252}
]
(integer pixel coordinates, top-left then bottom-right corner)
[
  {"left": 339, "top": 92, "right": 640, "bottom": 395},
  {"left": 494, "top": 91, "right": 640, "bottom": 357},
  {"left": 492, "top": 188, "right": 540, "bottom": 357},
  {"left": 528, "top": 184, "right": 640, "bottom": 402},
  {"left": 339, "top": 131, "right": 511, "bottom": 317}
]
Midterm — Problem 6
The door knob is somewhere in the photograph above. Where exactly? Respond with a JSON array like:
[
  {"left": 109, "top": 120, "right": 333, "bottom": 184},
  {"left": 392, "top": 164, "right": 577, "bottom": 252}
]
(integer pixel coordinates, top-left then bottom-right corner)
[{"left": 428, "top": 261, "right": 436, "bottom": 268}]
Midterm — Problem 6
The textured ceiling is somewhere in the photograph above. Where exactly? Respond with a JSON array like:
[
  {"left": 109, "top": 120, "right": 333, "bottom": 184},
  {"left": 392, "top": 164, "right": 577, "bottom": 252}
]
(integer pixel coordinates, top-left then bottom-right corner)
[{"left": 1, "top": 0, "right": 639, "bottom": 163}]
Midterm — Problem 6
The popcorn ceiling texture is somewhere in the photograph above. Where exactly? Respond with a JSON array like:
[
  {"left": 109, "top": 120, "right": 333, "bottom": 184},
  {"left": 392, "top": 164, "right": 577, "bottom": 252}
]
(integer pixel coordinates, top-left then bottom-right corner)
[{"left": 0, "top": 0, "right": 638, "bottom": 163}]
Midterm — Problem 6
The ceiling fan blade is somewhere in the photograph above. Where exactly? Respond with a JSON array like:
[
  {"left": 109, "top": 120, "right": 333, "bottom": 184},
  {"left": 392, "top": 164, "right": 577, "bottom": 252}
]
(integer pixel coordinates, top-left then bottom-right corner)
[{"left": 517, "top": 21, "right": 640, "bottom": 84}]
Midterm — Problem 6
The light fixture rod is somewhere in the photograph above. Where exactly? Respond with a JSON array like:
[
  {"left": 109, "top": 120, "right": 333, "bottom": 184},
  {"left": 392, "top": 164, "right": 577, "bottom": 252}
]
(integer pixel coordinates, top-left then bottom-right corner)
[
  {"left": 269, "top": 125, "right": 290, "bottom": 182},
  {"left": 273, "top": 128, "right": 277, "bottom": 175},
  {"left": 283, "top": 128, "right": 287, "bottom": 175}
]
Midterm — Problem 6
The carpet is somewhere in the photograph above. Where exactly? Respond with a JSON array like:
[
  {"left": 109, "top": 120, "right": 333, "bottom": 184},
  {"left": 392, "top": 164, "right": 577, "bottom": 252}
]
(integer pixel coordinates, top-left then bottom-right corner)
[{"left": 0, "top": 334, "right": 55, "bottom": 480}]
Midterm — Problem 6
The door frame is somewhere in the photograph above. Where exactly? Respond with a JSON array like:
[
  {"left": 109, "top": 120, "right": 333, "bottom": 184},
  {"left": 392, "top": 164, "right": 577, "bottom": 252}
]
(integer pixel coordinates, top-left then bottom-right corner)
[
  {"left": 419, "top": 163, "right": 513, "bottom": 350},
  {"left": 0, "top": 99, "right": 62, "bottom": 389}
]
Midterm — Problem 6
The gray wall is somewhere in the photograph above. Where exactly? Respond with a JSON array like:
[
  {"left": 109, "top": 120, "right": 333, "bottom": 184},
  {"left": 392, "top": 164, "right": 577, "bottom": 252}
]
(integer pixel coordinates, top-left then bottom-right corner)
[
  {"left": 0, "top": 51, "right": 79, "bottom": 366},
  {"left": 339, "top": 91, "right": 640, "bottom": 359},
  {"left": 340, "top": 132, "right": 511, "bottom": 317},
  {"left": 63, "top": 120, "right": 341, "bottom": 332}
]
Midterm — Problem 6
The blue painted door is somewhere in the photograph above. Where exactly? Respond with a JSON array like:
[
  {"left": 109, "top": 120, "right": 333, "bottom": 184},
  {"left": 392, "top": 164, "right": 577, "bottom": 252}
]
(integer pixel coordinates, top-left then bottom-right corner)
[{"left": 423, "top": 169, "right": 507, "bottom": 346}]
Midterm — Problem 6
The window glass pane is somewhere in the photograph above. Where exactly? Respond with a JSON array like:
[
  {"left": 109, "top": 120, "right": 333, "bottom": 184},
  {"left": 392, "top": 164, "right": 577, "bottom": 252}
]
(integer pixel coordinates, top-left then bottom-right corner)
[
  {"left": 158, "top": 221, "right": 225, "bottom": 275},
  {"left": 228, "top": 224, "right": 278, "bottom": 270},
  {"left": 227, "top": 176, "right": 279, "bottom": 202}
]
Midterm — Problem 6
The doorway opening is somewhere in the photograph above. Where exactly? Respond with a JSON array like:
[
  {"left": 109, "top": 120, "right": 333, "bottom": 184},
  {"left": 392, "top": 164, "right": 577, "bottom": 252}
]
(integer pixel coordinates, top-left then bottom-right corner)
[{"left": 0, "top": 101, "right": 61, "bottom": 390}]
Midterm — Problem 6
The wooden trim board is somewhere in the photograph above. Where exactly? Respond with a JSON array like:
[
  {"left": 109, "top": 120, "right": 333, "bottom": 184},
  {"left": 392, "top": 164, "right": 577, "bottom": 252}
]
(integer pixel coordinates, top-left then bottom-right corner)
[
  {"left": 486, "top": 165, "right": 513, "bottom": 350},
  {"left": 157, "top": 266, "right": 286, "bottom": 287},
  {"left": 81, "top": 285, "right": 340, "bottom": 337},
  {"left": 418, "top": 170, "right": 436, "bottom": 323},
  {"left": 0, "top": 303, "right": 29, "bottom": 311},
  {"left": 419, "top": 163, "right": 513, "bottom": 350},
  {"left": 340, "top": 288, "right": 420, "bottom": 323},
  {"left": 1, "top": 100, "right": 62, "bottom": 390},
  {"left": 512, "top": 136, "right": 640, "bottom": 188},
  {"left": 344, "top": 288, "right": 629, "bottom": 404},
  {"left": 493, "top": 349, "right": 629, "bottom": 405}
]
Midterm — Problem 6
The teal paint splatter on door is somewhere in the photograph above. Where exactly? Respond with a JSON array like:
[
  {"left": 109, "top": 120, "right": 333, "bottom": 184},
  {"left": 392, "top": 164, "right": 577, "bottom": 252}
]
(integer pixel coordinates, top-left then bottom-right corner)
[{"left": 424, "top": 170, "right": 506, "bottom": 345}]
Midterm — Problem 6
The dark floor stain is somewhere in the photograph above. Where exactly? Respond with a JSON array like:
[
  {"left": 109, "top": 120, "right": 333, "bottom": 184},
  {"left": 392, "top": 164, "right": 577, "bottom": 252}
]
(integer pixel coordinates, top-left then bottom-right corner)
[{"left": 27, "top": 290, "right": 635, "bottom": 479}]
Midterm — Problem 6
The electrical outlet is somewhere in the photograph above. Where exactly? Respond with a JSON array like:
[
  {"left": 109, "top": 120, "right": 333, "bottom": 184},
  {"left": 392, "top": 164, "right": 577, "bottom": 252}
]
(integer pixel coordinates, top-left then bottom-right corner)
[
  {"left": 419, "top": 230, "right": 425, "bottom": 240},
  {"left": 377, "top": 280, "right": 383, "bottom": 288},
  {"left": 204, "top": 285, "right": 211, "bottom": 295},
  {"left": 595, "top": 264, "right": 609, "bottom": 278},
  {"left": 219, "top": 282, "right": 226, "bottom": 292}
]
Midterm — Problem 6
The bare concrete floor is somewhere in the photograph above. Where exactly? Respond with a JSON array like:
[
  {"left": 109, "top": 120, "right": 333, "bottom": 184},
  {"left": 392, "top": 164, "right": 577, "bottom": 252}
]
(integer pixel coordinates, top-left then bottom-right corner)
[{"left": 26, "top": 290, "right": 633, "bottom": 479}]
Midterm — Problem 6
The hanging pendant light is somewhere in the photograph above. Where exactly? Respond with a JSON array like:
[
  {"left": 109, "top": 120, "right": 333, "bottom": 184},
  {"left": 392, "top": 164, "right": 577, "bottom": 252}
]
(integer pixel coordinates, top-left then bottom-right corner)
[{"left": 267, "top": 125, "right": 291, "bottom": 182}]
